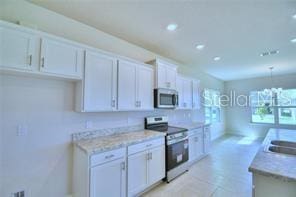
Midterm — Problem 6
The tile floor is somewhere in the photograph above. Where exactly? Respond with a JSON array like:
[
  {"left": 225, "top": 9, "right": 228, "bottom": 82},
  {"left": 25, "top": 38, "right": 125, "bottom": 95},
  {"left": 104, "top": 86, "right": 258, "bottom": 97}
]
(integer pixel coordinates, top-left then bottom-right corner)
[{"left": 143, "top": 135, "right": 263, "bottom": 197}]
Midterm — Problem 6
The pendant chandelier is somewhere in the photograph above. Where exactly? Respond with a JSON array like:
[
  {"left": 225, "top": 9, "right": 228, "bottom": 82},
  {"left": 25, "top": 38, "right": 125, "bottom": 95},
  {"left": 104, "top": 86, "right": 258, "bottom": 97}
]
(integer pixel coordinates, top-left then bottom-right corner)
[{"left": 263, "top": 66, "right": 282, "bottom": 95}]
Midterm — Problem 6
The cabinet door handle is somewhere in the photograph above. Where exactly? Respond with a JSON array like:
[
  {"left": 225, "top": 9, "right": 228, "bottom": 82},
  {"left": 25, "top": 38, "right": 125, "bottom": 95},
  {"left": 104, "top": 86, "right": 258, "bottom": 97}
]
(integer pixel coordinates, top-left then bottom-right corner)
[
  {"left": 146, "top": 153, "right": 150, "bottom": 160},
  {"left": 111, "top": 99, "right": 116, "bottom": 107},
  {"left": 166, "top": 82, "right": 170, "bottom": 88},
  {"left": 121, "top": 162, "right": 126, "bottom": 171},
  {"left": 146, "top": 144, "right": 152, "bottom": 147},
  {"left": 139, "top": 101, "right": 141, "bottom": 107},
  {"left": 150, "top": 152, "right": 152, "bottom": 160},
  {"left": 105, "top": 154, "right": 114, "bottom": 159},
  {"left": 41, "top": 57, "right": 45, "bottom": 68},
  {"left": 28, "top": 55, "right": 32, "bottom": 66}
]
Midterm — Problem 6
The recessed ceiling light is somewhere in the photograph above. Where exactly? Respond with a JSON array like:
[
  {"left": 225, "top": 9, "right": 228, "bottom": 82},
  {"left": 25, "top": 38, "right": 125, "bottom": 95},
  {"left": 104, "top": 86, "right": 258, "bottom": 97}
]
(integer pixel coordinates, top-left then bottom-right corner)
[
  {"left": 213, "top": 56, "right": 221, "bottom": 61},
  {"left": 293, "top": 14, "right": 296, "bottom": 19},
  {"left": 291, "top": 38, "right": 296, "bottom": 43},
  {"left": 195, "top": 44, "right": 205, "bottom": 50},
  {"left": 166, "top": 23, "right": 178, "bottom": 31}
]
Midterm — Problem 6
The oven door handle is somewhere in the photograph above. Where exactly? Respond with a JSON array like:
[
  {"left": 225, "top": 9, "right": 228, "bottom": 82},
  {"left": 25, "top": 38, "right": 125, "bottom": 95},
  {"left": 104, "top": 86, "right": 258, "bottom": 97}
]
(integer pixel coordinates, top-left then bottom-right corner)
[
  {"left": 167, "top": 137, "right": 188, "bottom": 145},
  {"left": 173, "top": 94, "right": 178, "bottom": 106}
]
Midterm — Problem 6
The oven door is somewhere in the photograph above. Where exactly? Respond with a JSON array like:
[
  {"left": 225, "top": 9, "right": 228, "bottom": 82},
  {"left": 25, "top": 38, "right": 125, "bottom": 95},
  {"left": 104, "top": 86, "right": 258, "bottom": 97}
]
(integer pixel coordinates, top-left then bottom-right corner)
[
  {"left": 154, "top": 89, "right": 178, "bottom": 109},
  {"left": 166, "top": 138, "right": 189, "bottom": 171}
]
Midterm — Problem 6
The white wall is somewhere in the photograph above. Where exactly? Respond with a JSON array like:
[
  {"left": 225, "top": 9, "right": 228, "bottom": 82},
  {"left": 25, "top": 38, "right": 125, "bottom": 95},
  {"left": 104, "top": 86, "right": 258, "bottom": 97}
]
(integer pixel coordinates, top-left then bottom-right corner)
[
  {"left": 0, "top": 0, "right": 225, "bottom": 197},
  {"left": 225, "top": 73, "right": 296, "bottom": 137},
  {"left": 180, "top": 65, "right": 226, "bottom": 140}
]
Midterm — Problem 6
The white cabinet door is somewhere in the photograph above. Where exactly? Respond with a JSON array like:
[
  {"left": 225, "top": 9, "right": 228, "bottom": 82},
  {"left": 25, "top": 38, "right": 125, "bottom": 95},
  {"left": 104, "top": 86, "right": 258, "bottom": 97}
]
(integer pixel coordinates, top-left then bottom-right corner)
[
  {"left": 188, "top": 135, "right": 197, "bottom": 162},
  {"left": 40, "top": 37, "right": 84, "bottom": 78},
  {"left": 0, "top": 26, "right": 36, "bottom": 70},
  {"left": 183, "top": 78, "right": 193, "bottom": 109},
  {"left": 196, "top": 132, "right": 204, "bottom": 158},
  {"left": 90, "top": 158, "right": 126, "bottom": 197},
  {"left": 204, "top": 126, "right": 211, "bottom": 154},
  {"left": 128, "top": 151, "right": 148, "bottom": 197},
  {"left": 155, "top": 61, "right": 177, "bottom": 89},
  {"left": 166, "top": 66, "right": 177, "bottom": 90},
  {"left": 148, "top": 146, "right": 166, "bottom": 185},
  {"left": 83, "top": 51, "right": 117, "bottom": 111},
  {"left": 176, "top": 76, "right": 184, "bottom": 109},
  {"left": 192, "top": 80, "right": 200, "bottom": 109},
  {"left": 118, "top": 60, "right": 137, "bottom": 110},
  {"left": 137, "top": 66, "right": 154, "bottom": 110},
  {"left": 156, "top": 62, "right": 167, "bottom": 89}
]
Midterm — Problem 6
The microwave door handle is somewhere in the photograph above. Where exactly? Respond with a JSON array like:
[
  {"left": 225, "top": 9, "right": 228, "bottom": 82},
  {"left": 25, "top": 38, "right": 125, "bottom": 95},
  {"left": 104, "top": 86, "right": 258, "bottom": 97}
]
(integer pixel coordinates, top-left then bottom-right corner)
[
  {"left": 175, "top": 94, "right": 179, "bottom": 106},
  {"left": 173, "top": 94, "right": 178, "bottom": 106}
]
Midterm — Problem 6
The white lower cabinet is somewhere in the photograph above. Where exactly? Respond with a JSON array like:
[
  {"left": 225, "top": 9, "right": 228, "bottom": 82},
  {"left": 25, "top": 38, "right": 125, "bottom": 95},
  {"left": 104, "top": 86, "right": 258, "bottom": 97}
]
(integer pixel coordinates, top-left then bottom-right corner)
[
  {"left": 188, "top": 128, "right": 204, "bottom": 162},
  {"left": 188, "top": 126, "right": 211, "bottom": 164},
  {"left": 90, "top": 157, "right": 126, "bottom": 197},
  {"left": 73, "top": 137, "right": 165, "bottom": 197},
  {"left": 128, "top": 138, "right": 165, "bottom": 197},
  {"left": 148, "top": 146, "right": 166, "bottom": 185},
  {"left": 203, "top": 126, "right": 211, "bottom": 154},
  {"left": 128, "top": 150, "right": 148, "bottom": 196},
  {"left": 73, "top": 147, "right": 126, "bottom": 197}
]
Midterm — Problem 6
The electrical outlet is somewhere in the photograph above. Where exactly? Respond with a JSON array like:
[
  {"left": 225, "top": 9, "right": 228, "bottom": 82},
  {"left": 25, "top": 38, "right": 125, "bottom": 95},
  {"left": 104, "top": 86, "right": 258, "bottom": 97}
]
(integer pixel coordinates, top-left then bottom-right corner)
[
  {"left": 17, "top": 125, "right": 28, "bottom": 136},
  {"left": 86, "top": 121, "right": 93, "bottom": 129},
  {"left": 12, "top": 190, "right": 25, "bottom": 197}
]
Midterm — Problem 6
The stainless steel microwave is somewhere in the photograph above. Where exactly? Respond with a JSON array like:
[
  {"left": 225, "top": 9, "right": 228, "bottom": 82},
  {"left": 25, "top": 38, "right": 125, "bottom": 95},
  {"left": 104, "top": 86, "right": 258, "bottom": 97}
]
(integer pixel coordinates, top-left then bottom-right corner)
[{"left": 154, "top": 88, "right": 178, "bottom": 109}]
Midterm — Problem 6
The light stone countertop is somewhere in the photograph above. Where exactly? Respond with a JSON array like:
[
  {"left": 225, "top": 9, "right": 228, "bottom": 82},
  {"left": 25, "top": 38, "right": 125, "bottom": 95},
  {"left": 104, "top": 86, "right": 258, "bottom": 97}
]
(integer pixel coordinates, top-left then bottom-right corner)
[
  {"left": 170, "top": 122, "right": 210, "bottom": 130},
  {"left": 249, "top": 128, "right": 296, "bottom": 182},
  {"left": 74, "top": 130, "right": 166, "bottom": 155}
]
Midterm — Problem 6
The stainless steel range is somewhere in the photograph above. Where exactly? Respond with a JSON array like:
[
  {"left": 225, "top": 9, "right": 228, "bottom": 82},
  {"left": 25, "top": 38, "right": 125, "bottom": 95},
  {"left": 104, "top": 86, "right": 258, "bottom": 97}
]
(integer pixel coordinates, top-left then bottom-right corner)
[{"left": 145, "top": 116, "right": 189, "bottom": 182}]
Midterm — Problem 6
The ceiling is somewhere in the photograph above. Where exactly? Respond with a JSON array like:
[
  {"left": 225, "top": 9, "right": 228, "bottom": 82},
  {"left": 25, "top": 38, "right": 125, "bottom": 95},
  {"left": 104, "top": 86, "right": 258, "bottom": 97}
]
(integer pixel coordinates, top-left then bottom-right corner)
[{"left": 30, "top": 0, "right": 296, "bottom": 81}]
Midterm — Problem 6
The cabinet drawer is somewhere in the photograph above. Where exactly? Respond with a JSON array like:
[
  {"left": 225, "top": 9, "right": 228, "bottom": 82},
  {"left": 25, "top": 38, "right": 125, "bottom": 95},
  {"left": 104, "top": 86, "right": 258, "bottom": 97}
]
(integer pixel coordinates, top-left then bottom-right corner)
[
  {"left": 128, "top": 137, "right": 164, "bottom": 155},
  {"left": 188, "top": 128, "right": 203, "bottom": 136},
  {"left": 90, "top": 147, "right": 125, "bottom": 167}
]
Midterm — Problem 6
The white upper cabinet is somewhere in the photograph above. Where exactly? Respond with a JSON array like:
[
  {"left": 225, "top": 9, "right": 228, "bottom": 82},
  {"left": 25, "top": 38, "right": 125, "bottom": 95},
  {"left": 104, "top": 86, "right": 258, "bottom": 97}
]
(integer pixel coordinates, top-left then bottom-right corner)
[
  {"left": 82, "top": 50, "right": 117, "bottom": 112},
  {"left": 176, "top": 77, "right": 184, "bottom": 109},
  {"left": 183, "top": 77, "right": 193, "bottom": 109},
  {"left": 192, "top": 80, "right": 201, "bottom": 109},
  {"left": 118, "top": 60, "right": 138, "bottom": 110},
  {"left": 137, "top": 66, "right": 154, "bottom": 110},
  {"left": 118, "top": 59, "right": 154, "bottom": 111},
  {"left": 40, "top": 36, "right": 84, "bottom": 78},
  {"left": 148, "top": 59, "right": 177, "bottom": 90},
  {"left": 0, "top": 25, "right": 37, "bottom": 71},
  {"left": 176, "top": 75, "right": 193, "bottom": 109}
]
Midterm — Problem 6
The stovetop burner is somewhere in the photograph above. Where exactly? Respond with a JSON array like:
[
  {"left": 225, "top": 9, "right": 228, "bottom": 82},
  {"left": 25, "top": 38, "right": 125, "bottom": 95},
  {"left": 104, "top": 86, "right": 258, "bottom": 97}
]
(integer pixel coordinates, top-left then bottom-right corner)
[{"left": 145, "top": 116, "right": 188, "bottom": 135}]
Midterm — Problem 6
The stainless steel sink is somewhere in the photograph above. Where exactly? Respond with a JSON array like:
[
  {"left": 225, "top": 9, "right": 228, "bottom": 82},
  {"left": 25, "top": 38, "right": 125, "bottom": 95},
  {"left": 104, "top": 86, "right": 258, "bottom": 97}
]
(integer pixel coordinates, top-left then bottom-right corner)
[
  {"left": 270, "top": 140, "right": 296, "bottom": 148},
  {"left": 268, "top": 145, "right": 296, "bottom": 155}
]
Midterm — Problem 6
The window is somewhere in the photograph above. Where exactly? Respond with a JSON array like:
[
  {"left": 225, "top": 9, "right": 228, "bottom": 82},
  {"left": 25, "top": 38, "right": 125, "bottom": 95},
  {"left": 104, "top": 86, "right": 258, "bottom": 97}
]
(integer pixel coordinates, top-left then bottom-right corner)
[
  {"left": 204, "top": 89, "right": 221, "bottom": 124},
  {"left": 250, "top": 89, "right": 296, "bottom": 125},
  {"left": 278, "top": 89, "right": 296, "bottom": 125},
  {"left": 250, "top": 91, "right": 275, "bottom": 124}
]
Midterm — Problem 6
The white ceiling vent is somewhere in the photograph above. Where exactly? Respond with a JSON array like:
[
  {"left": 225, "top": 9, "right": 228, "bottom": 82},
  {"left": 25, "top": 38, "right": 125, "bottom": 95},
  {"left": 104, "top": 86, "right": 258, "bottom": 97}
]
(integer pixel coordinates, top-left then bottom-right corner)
[{"left": 260, "top": 50, "right": 279, "bottom": 57}]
